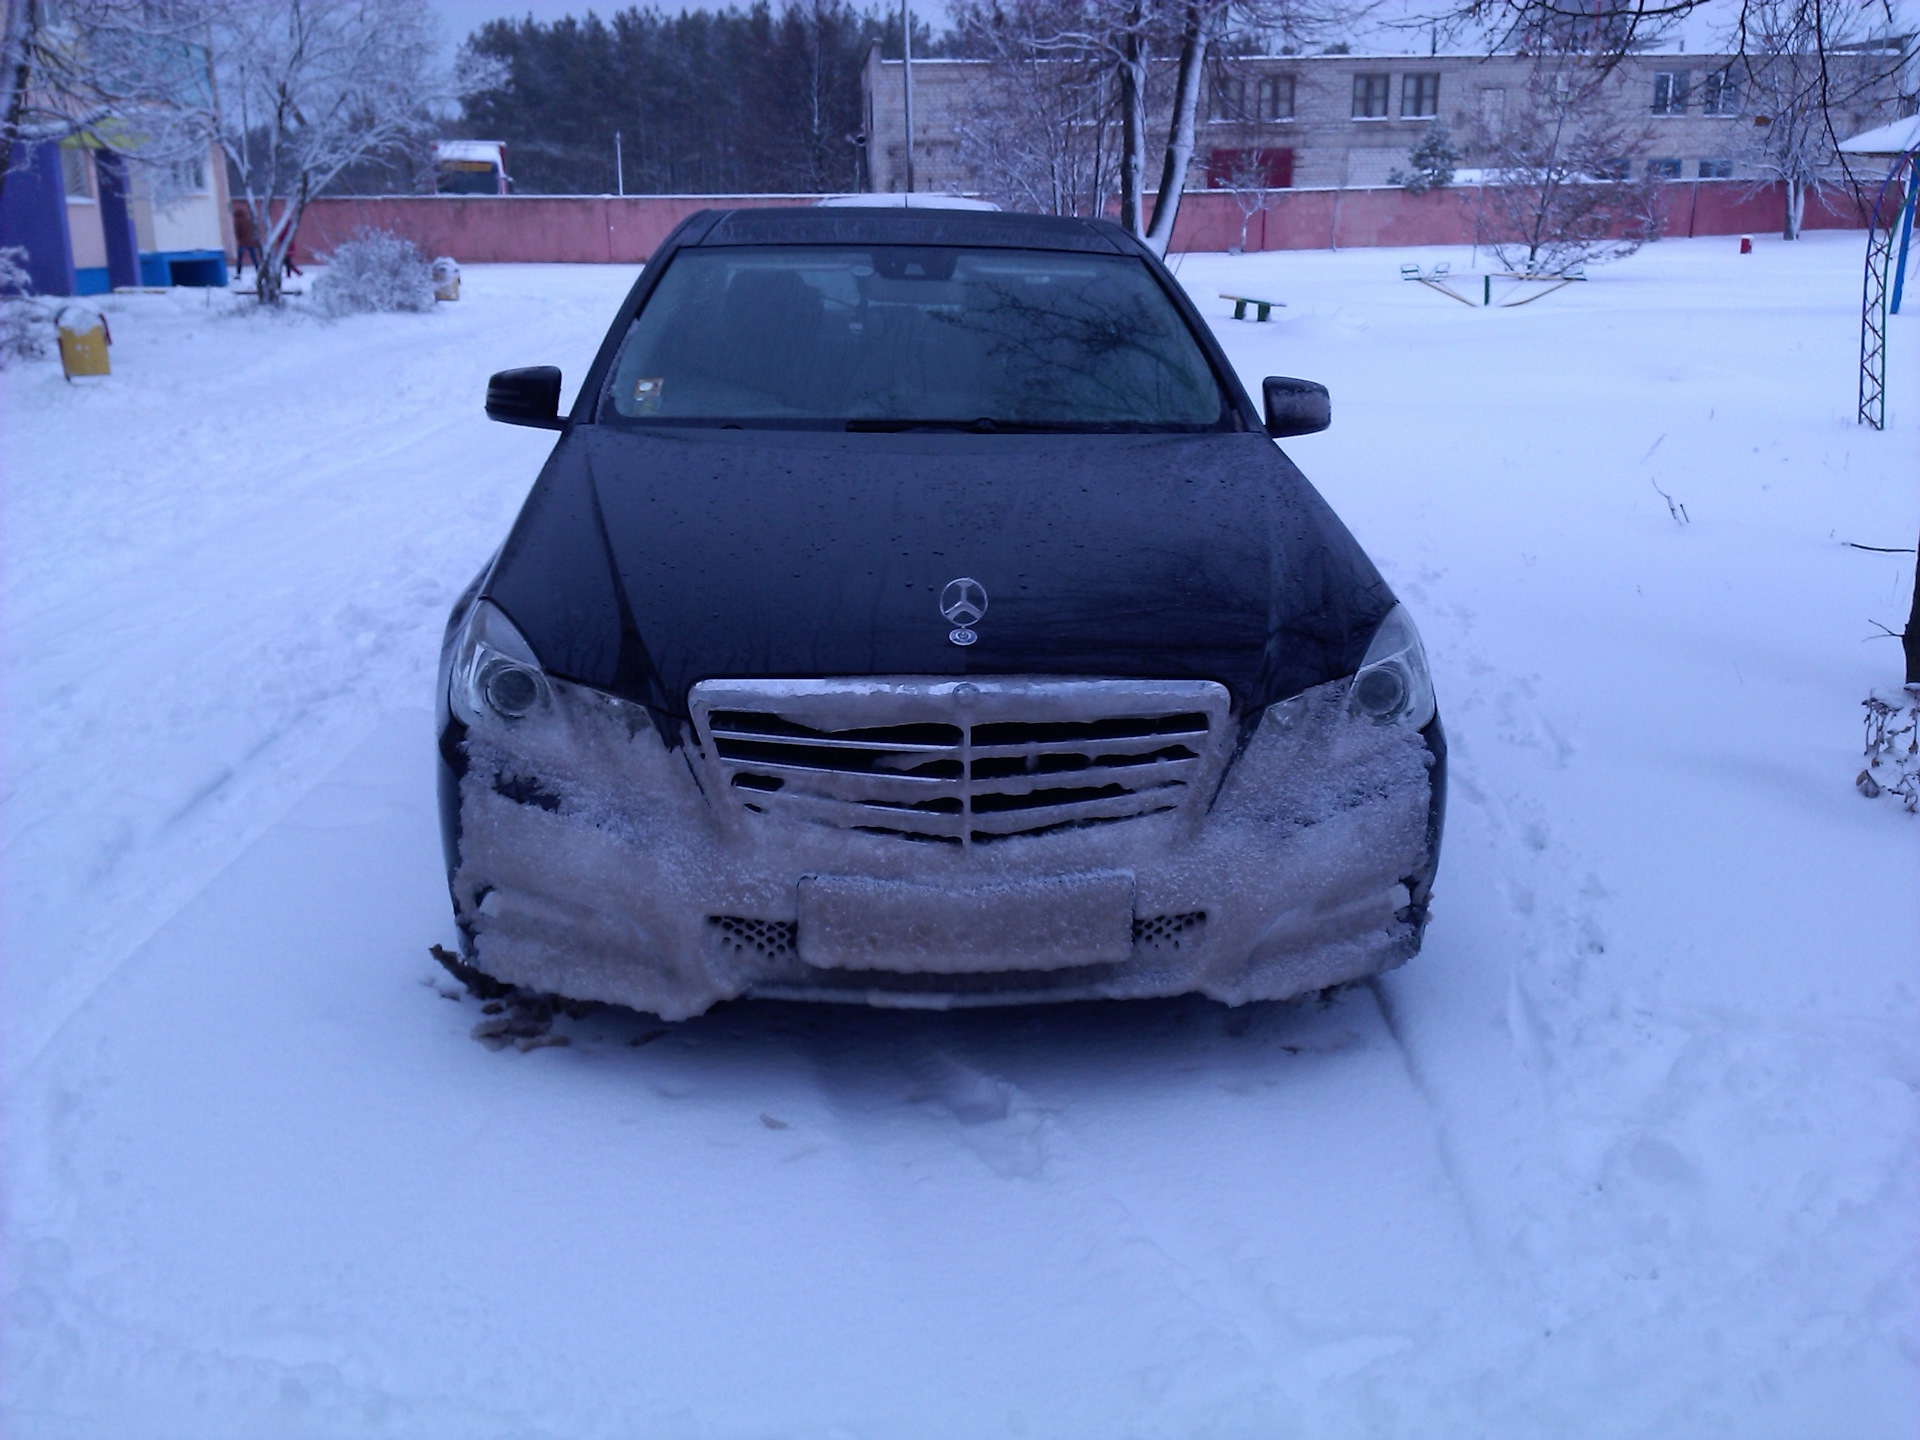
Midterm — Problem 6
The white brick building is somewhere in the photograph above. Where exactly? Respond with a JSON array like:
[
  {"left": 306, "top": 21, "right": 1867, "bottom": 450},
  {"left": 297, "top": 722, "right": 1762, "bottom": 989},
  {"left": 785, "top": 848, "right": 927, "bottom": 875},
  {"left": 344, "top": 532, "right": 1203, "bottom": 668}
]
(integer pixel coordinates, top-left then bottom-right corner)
[{"left": 862, "top": 45, "right": 1911, "bottom": 198}]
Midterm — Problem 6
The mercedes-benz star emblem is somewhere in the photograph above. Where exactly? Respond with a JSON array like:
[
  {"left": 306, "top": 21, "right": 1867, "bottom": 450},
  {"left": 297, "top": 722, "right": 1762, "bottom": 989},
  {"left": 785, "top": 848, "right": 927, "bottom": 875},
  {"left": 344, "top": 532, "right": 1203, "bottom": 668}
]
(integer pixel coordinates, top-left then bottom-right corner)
[{"left": 940, "top": 577, "right": 988, "bottom": 647}]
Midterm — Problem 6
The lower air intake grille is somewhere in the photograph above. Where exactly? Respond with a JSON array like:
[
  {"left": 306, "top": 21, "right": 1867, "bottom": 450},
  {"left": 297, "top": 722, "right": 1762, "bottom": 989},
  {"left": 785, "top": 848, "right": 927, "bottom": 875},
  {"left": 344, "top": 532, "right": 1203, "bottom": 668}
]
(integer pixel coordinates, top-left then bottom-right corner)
[
  {"left": 1133, "top": 911, "right": 1207, "bottom": 952},
  {"left": 707, "top": 915, "right": 798, "bottom": 963},
  {"left": 690, "top": 678, "right": 1231, "bottom": 847}
]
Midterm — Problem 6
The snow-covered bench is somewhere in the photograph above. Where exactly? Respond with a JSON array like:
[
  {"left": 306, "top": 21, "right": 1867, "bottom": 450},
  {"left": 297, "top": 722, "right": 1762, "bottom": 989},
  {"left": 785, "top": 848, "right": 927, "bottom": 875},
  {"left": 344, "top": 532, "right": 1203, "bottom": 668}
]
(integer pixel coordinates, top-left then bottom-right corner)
[{"left": 1220, "top": 292, "right": 1286, "bottom": 321}]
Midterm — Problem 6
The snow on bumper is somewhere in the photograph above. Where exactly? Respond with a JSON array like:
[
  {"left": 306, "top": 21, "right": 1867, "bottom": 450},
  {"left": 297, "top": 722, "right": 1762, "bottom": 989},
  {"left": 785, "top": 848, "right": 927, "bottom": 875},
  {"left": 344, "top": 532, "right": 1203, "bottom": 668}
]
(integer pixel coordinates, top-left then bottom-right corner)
[{"left": 447, "top": 679, "right": 1438, "bottom": 1019}]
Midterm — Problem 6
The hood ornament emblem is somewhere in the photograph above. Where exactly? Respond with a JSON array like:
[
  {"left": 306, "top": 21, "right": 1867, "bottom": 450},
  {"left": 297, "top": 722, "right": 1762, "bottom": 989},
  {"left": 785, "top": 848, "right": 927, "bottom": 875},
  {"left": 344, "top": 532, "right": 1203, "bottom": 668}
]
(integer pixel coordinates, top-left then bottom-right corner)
[{"left": 940, "top": 577, "right": 988, "bottom": 647}]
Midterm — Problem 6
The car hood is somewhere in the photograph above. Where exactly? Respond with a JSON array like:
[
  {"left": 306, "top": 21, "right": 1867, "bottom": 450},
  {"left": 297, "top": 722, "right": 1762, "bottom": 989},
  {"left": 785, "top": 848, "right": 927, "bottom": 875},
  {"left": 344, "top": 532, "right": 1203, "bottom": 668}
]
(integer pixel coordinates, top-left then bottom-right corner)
[{"left": 485, "top": 425, "right": 1396, "bottom": 721}]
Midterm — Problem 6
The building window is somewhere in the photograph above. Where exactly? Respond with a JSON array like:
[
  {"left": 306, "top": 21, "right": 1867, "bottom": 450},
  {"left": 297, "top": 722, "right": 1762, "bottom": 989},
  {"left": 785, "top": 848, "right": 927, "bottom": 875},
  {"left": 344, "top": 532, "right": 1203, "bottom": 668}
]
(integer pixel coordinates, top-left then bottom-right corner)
[
  {"left": 1647, "top": 157, "right": 1682, "bottom": 178},
  {"left": 170, "top": 157, "right": 207, "bottom": 192},
  {"left": 1401, "top": 73, "right": 1439, "bottom": 118},
  {"left": 1206, "top": 148, "right": 1294, "bottom": 189},
  {"left": 1652, "top": 70, "right": 1690, "bottom": 115},
  {"left": 1258, "top": 74, "right": 1295, "bottom": 120},
  {"left": 1352, "top": 73, "right": 1390, "bottom": 119},
  {"left": 1698, "top": 158, "right": 1734, "bottom": 178},
  {"left": 1477, "top": 86, "right": 1507, "bottom": 139},
  {"left": 60, "top": 145, "right": 94, "bottom": 200},
  {"left": 1209, "top": 73, "right": 1246, "bottom": 122},
  {"left": 1701, "top": 71, "right": 1739, "bottom": 115}
]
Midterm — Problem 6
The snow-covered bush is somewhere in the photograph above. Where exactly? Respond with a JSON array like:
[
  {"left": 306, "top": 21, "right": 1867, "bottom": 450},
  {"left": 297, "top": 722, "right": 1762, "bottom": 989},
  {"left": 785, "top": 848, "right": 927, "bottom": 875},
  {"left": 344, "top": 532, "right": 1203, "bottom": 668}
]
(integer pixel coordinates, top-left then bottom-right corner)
[
  {"left": 313, "top": 228, "right": 435, "bottom": 318},
  {"left": 0, "top": 247, "right": 52, "bottom": 366},
  {"left": 1857, "top": 693, "right": 1918, "bottom": 811}
]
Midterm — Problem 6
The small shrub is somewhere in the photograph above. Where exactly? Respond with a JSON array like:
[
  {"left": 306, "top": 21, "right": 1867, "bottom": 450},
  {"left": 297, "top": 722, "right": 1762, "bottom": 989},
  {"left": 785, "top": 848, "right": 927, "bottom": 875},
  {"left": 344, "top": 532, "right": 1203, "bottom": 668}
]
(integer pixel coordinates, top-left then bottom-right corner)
[
  {"left": 0, "top": 247, "right": 52, "bottom": 365},
  {"left": 313, "top": 228, "right": 435, "bottom": 318},
  {"left": 1857, "top": 693, "right": 1919, "bottom": 811},
  {"left": 1390, "top": 124, "right": 1458, "bottom": 195}
]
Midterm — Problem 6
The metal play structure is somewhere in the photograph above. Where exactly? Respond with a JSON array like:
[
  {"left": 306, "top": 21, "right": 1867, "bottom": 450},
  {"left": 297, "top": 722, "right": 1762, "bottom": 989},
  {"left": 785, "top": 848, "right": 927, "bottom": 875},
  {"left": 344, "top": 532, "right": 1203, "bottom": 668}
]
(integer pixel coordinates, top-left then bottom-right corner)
[
  {"left": 1853, "top": 126, "right": 1919, "bottom": 431},
  {"left": 1400, "top": 261, "right": 1588, "bottom": 307}
]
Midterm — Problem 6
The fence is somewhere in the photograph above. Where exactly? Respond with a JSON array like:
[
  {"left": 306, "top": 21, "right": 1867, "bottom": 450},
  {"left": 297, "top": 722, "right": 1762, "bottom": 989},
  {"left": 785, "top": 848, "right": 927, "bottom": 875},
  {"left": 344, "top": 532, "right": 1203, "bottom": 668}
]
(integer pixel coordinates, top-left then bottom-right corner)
[
  {"left": 290, "top": 180, "right": 1876, "bottom": 267},
  {"left": 1163, "top": 179, "right": 1881, "bottom": 253},
  {"left": 296, "top": 193, "right": 816, "bottom": 265}
]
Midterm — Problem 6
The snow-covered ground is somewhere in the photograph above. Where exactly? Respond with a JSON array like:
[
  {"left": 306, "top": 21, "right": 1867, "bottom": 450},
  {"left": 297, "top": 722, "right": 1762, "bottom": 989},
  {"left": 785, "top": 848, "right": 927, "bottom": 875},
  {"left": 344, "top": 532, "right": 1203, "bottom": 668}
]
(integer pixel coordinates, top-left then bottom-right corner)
[{"left": 3, "top": 234, "right": 1916, "bottom": 1438}]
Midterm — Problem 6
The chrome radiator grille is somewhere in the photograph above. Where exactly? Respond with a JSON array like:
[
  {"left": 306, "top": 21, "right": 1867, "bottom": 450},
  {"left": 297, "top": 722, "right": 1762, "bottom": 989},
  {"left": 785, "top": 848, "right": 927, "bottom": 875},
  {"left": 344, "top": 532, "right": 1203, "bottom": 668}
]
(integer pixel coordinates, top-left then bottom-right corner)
[{"left": 690, "top": 678, "right": 1231, "bottom": 847}]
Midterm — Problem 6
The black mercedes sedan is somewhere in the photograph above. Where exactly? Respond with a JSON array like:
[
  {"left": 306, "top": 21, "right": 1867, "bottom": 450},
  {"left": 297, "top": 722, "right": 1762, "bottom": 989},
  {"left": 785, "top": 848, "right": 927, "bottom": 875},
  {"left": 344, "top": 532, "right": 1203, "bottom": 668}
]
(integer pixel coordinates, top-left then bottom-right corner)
[{"left": 435, "top": 205, "right": 1444, "bottom": 1018}]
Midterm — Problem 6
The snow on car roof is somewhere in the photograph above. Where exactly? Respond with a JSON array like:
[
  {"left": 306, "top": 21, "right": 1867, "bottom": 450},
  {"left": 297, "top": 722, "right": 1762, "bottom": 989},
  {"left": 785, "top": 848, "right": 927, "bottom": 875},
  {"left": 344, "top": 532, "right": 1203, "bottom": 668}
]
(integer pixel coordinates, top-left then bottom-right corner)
[{"left": 814, "top": 193, "right": 1001, "bottom": 210}]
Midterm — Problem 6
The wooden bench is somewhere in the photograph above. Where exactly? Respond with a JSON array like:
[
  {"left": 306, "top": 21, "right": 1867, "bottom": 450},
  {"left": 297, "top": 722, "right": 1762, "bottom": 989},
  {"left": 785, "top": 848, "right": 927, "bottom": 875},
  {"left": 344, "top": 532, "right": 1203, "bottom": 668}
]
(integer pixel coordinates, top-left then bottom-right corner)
[{"left": 1220, "top": 292, "right": 1285, "bottom": 321}]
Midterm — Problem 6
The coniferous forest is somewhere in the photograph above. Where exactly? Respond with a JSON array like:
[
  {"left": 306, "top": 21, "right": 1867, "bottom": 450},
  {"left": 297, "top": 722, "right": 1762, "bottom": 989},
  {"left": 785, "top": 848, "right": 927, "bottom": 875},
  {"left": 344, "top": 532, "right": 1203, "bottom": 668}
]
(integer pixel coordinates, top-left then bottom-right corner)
[{"left": 457, "top": 5, "right": 945, "bottom": 195}]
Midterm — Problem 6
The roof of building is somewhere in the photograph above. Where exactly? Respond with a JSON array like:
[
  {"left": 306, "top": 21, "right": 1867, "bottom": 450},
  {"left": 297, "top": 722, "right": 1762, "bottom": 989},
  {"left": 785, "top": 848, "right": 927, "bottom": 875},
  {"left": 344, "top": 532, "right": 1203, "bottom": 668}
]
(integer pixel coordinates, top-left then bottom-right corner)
[
  {"left": 1838, "top": 113, "right": 1920, "bottom": 156},
  {"left": 434, "top": 140, "right": 507, "bottom": 165}
]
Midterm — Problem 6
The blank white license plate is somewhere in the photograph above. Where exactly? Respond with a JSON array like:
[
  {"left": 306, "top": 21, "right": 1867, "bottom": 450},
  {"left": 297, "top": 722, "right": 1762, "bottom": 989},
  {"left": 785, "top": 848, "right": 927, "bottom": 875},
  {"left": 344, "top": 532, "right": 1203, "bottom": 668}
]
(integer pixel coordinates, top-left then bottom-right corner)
[{"left": 796, "top": 871, "right": 1135, "bottom": 973}]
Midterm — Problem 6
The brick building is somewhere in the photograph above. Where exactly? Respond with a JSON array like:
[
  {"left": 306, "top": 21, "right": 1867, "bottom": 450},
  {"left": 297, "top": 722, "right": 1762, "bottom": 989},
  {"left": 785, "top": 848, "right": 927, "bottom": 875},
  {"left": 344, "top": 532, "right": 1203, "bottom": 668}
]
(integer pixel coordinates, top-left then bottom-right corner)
[{"left": 862, "top": 45, "right": 1911, "bottom": 198}]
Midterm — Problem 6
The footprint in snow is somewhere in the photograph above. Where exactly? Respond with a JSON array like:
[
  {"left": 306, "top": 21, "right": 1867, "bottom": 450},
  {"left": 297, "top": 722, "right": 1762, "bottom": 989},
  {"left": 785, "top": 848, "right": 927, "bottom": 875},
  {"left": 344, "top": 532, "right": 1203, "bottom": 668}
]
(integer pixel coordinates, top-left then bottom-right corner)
[{"left": 906, "top": 1051, "right": 1053, "bottom": 1180}]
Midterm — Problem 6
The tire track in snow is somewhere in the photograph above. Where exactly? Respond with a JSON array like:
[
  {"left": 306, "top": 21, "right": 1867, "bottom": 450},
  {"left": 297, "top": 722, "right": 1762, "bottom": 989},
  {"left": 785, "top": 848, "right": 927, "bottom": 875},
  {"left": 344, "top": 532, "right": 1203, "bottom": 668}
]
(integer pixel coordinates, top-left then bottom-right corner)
[{"left": 3, "top": 270, "right": 635, "bottom": 1083}]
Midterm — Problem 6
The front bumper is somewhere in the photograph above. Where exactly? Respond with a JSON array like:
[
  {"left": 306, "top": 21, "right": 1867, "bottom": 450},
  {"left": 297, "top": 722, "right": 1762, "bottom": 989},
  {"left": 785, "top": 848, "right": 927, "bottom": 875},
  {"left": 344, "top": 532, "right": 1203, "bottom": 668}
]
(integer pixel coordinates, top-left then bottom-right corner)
[{"left": 440, "top": 677, "right": 1443, "bottom": 1019}]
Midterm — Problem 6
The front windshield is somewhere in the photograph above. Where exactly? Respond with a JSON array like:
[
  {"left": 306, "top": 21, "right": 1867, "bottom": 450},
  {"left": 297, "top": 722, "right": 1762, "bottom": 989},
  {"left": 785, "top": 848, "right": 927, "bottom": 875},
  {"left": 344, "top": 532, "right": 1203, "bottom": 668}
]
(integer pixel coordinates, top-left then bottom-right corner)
[{"left": 599, "top": 245, "right": 1231, "bottom": 430}]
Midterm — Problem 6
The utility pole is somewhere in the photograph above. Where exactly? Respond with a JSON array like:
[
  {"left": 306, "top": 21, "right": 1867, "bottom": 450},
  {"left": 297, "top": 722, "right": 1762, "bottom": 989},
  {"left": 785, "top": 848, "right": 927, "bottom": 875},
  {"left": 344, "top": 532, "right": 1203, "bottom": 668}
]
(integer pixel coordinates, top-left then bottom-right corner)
[
  {"left": 902, "top": 0, "right": 915, "bottom": 193},
  {"left": 615, "top": 131, "right": 624, "bottom": 196}
]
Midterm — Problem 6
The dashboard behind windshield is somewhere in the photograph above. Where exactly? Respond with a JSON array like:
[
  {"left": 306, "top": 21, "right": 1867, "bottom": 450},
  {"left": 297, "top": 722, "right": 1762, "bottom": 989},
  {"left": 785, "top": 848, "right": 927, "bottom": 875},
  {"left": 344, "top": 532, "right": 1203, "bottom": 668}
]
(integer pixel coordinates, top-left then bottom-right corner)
[{"left": 599, "top": 245, "right": 1232, "bottom": 430}]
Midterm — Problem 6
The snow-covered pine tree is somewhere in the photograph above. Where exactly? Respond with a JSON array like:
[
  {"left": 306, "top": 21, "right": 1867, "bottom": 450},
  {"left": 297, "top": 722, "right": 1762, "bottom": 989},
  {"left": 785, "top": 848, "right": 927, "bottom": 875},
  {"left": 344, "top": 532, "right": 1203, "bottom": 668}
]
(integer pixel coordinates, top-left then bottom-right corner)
[{"left": 1390, "top": 123, "right": 1458, "bottom": 195}]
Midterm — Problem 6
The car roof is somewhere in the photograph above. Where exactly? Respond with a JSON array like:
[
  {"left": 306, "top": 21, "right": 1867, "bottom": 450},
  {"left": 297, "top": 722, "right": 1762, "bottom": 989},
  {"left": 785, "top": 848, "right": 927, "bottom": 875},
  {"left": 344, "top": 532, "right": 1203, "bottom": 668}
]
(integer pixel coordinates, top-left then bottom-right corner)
[
  {"left": 690, "top": 206, "right": 1133, "bottom": 254},
  {"left": 813, "top": 193, "right": 1002, "bottom": 210}
]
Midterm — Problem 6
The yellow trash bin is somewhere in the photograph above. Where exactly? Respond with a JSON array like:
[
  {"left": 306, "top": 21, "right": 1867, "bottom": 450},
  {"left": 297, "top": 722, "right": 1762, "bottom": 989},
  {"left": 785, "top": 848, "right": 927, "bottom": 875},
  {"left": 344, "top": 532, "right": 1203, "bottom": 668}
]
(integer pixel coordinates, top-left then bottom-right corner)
[
  {"left": 431, "top": 256, "right": 460, "bottom": 302},
  {"left": 56, "top": 306, "right": 110, "bottom": 380}
]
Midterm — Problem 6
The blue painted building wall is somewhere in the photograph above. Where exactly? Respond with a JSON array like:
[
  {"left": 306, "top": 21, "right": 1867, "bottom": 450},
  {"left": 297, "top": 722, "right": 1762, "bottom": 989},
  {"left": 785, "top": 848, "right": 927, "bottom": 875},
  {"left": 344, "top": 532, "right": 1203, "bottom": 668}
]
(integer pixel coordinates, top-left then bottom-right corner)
[
  {"left": 2, "top": 144, "right": 228, "bottom": 295},
  {"left": 0, "top": 142, "right": 78, "bottom": 296},
  {"left": 95, "top": 150, "right": 141, "bottom": 290}
]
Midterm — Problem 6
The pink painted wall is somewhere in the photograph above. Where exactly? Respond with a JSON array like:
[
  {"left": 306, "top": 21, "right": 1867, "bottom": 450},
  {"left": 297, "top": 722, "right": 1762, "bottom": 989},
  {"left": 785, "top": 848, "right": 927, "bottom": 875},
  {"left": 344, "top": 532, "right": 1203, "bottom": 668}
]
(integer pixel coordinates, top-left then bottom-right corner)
[
  {"left": 298, "top": 193, "right": 820, "bottom": 265},
  {"left": 291, "top": 181, "right": 1882, "bottom": 267},
  {"left": 1161, "top": 180, "right": 1887, "bottom": 254}
]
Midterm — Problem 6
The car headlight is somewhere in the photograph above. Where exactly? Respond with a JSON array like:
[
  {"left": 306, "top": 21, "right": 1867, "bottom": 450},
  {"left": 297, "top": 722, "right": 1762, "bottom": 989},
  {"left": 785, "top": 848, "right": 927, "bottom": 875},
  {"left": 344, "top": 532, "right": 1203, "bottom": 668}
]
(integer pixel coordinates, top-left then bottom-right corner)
[
  {"left": 450, "top": 599, "right": 551, "bottom": 725},
  {"left": 1347, "top": 604, "right": 1435, "bottom": 729}
]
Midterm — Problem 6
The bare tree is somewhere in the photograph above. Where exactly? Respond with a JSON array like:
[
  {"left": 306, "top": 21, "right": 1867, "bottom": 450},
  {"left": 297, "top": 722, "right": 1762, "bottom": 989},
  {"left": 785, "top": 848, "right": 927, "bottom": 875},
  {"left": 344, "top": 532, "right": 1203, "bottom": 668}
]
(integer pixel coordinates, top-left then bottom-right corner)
[
  {"left": 1141, "top": 0, "right": 1217, "bottom": 250},
  {"left": 1472, "top": 48, "right": 1664, "bottom": 274},
  {"left": 1140, "top": 0, "right": 1343, "bottom": 251},
  {"left": 1732, "top": 0, "right": 1908, "bottom": 239},
  {"left": 214, "top": 0, "right": 461, "bottom": 305},
  {"left": 951, "top": 0, "right": 1119, "bottom": 215},
  {"left": 1214, "top": 144, "right": 1282, "bottom": 248},
  {"left": 947, "top": 0, "right": 1164, "bottom": 231},
  {"left": 949, "top": 0, "right": 1344, "bottom": 252},
  {"left": 0, "top": 0, "right": 220, "bottom": 211}
]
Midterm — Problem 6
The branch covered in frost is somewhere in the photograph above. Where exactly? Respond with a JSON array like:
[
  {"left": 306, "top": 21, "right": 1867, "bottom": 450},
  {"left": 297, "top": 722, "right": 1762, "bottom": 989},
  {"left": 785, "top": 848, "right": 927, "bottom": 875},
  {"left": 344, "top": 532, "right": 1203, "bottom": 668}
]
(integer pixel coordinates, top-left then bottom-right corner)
[{"left": 215, "top": 1, "right": 475, "bottom": 306}]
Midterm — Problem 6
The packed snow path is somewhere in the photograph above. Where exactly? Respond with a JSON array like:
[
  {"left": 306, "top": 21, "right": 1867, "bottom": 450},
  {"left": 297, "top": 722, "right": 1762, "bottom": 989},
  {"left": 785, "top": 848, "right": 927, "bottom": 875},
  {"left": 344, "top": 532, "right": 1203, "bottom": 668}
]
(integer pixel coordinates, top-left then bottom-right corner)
[{"left": 4, "top": 237, "right": 1916, "bottom": 1437}]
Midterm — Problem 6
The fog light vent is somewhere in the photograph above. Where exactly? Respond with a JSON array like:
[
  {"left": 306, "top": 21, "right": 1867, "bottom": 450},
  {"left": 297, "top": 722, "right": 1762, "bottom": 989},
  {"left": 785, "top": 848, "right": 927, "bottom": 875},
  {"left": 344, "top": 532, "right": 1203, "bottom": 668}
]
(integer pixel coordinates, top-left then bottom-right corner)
[
  {"left": 1133, "top": 911, "right": 1207, "bottom": 952},
  {"left": 708, "top": 915, "right": 798, "bottom": 963}
]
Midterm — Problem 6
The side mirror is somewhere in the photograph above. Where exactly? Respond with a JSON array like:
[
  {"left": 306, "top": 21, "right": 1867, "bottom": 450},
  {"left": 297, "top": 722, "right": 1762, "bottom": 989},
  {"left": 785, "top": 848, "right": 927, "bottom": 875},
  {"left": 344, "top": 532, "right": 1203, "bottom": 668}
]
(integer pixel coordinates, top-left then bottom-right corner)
[
  {"left": 486, "top": 366, "right": 565, "bottom": 429},
  {"left": 1262, "top": 376, "right": 1331, "bottom": 438}
]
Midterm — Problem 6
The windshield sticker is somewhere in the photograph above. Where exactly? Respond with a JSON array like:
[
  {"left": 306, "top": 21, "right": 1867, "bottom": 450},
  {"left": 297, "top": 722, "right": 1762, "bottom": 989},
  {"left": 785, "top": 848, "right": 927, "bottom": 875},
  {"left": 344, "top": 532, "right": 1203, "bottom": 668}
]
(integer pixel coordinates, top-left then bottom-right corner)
[{"left": 632, "top": 377, "right": 664, "bottom": 412}]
